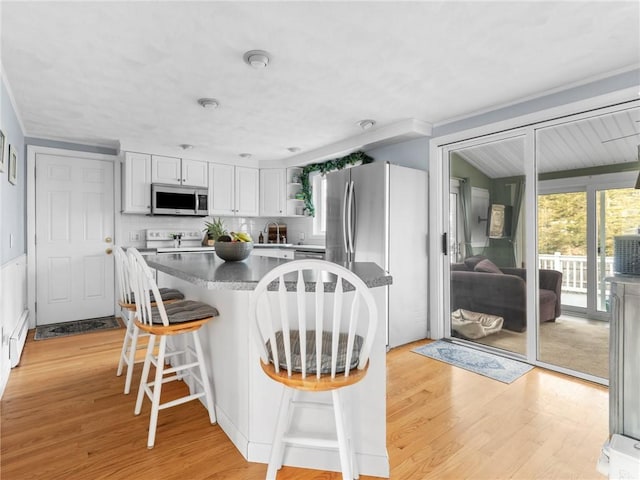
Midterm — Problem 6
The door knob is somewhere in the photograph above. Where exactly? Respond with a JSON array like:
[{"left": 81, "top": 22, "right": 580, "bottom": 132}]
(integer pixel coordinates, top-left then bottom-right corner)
[
  {"left": 105, "top": 237, "right": 112, "bottom": 243},
  {"left": 105, "top": 248, "right": 113, "bottom": 255}
]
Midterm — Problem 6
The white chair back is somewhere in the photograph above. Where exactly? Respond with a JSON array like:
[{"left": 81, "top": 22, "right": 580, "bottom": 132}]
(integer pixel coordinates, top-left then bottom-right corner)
[
  {"left": 114, "top": 246, "right": 133, "bottom": 305},
  {"left": 127, "top": 248, "right": 170, "bottom": 327},
  {"left": 250, "top": 259, "right": 378, "bottom": 380}
]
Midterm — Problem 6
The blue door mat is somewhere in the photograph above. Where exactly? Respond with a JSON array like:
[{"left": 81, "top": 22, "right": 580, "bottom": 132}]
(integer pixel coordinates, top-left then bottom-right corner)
[{"left": 412, "top": 340, "right": 533, "bottom": 384}]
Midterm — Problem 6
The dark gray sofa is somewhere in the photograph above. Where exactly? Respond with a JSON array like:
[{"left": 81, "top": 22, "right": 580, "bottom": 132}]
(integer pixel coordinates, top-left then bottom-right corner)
[{"left": 450, "top": 256, "right": 562, "bottom": 332}]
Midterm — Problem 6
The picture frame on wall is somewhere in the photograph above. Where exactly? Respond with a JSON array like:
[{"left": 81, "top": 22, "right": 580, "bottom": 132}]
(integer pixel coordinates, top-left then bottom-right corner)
[
  {"left": 8, "top": 144, "right": 18, "bottom": 185},
  {"left": 0, "top": 129, "right": 5, "bottom": 173}
]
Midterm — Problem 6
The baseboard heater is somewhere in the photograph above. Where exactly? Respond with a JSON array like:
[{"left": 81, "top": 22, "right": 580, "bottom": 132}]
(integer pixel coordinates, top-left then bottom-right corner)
[{"left": 10, "top": 309, "right": 29, "bottom": 368}]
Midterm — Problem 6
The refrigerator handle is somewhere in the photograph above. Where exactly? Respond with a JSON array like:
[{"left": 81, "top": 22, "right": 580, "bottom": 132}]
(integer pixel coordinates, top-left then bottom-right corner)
[
  {"left": 342, "top": 181, "right": 350, "bottom": 256},
  {"left": 349, "top": 181, "right": 356, "bottom": 258}
]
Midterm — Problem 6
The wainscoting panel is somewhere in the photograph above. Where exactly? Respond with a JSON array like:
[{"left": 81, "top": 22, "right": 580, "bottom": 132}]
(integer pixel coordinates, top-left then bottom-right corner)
[{"left": 1, "top": 254, "right": 28, "bottom": 397}]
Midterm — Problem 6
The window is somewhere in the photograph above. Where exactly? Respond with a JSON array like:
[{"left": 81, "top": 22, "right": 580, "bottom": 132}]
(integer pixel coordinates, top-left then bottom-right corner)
[{"left": 311, "top": 172, "right": 327, "bottom": 236}]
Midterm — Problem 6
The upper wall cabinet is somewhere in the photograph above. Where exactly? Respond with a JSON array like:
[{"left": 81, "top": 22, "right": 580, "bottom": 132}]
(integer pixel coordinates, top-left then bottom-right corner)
[
  {"left": 209, "top": 164, "right": 259, "bottom": 216},
  {"left": 122, "top": 152, "right": 152, "bottom": 214},
  {"left": 151, "top": 156, "right": 208, "bottom": 188},
  {"left": 260, "top": 168, "right": 286, "bottom": 216}
]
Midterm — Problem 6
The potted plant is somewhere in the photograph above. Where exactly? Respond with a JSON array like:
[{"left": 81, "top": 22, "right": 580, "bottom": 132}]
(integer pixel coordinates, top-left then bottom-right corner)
[{"left": 203, "top": 217, "right": 227, "bottom": 246}]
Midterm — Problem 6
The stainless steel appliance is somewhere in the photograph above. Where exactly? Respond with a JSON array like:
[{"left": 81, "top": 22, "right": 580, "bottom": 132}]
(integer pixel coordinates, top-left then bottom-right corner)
[
  {"left": 325, "top": 161, "right": 428, "bottom": 348},
  {"left": 293, "top": 248, "right": 325, "bottom": 260},
  {"left": 151, "top": 183, "right": 208, "bottom": 216}
]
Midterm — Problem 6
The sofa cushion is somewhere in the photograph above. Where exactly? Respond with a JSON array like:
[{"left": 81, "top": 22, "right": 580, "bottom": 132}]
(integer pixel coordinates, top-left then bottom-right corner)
[
  {"left": 464, "top": 255, "right": 488, "bottom": 270},
  {"left": 474, "top": 258, "right": 502, "bottom": 274}
]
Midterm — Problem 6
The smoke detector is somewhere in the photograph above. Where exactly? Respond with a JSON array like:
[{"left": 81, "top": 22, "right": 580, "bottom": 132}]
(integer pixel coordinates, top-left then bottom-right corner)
[
  {"left": 358, "top": 119, "right": 376, "bottom": 130},
  {"left": 198, "top": 98, "right": 219, "bottom": 109},
  {"left": 243, "top": 50, "right": 270, "bottom": 68}
]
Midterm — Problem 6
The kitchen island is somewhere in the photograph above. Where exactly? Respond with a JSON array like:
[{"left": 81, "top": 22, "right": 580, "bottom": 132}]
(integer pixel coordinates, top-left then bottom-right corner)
[{"left": 145, "top": 253, "right": 391, "bottom": 478}]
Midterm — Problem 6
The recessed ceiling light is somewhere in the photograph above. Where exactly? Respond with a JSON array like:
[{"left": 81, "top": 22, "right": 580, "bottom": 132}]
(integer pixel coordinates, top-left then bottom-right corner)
[
  {"left": 358, "top": 119, "right": 376, "bottom": 130},
  {"left": 198, "top": 98, "right": 219, "bottom": 109},
  {"left": 239, "top": 153, "right": 252, "bottom": 159},
  {"left": 287, "top": 147, "right": 301, "bottom": 153},
  {"left": 243, "top": 50, "right": 270, "bottom": 69},
  {"left": 180, "top": 144, "right": 193, "bottom": 150}
]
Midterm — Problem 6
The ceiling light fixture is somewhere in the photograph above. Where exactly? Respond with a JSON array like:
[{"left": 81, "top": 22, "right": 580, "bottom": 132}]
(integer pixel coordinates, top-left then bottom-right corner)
[
  {"left": 358, "top": 119, "right": 376, "bottom": 130},
  {"left": 180, "top": 144, "right": 193, "bottom": 150},
  {"left": 198, "top": 98, "right": 219, "bottom": 109},
  {"left": 287, "top": 147, "right": 301, "bottom": 153},
  {"left": 239, "top": 153, "right": 252, "bottom": 159},
  {"left": 243, "top": 50, "right": 270, "bottom": 69}
]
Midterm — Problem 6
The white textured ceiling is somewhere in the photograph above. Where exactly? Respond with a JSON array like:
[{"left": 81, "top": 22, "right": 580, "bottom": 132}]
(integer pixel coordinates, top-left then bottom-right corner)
[{"left": 1, "top": 1, "right": 639, "bottom": 165}]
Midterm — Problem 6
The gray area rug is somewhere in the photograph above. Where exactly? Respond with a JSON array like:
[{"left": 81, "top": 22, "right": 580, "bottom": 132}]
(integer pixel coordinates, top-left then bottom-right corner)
[
  {"left": 34, "top": 316, "right": 121, "bottom": 340},
  {"left": 413, "top": 340, "right": 533, "bottom": 384}
]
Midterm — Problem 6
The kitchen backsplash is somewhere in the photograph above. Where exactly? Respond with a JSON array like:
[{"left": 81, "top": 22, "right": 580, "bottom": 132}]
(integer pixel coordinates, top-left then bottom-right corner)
[{"left": 119, "top": 214, "right": 323, "bottom": 248}]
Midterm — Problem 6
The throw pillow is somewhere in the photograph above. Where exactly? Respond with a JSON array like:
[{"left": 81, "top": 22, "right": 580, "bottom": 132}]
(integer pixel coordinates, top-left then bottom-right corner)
[
  {"left": 463, "top": 255, "right": 487, "bottom": 270},
  {"left": 474, "top": 258, "right": 502, "bottom": 274}
]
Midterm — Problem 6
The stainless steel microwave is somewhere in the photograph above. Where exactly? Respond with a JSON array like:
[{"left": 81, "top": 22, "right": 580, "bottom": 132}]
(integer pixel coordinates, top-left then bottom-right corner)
[{"left": 151, "top": 183, "right": 209, "bottom": 216}]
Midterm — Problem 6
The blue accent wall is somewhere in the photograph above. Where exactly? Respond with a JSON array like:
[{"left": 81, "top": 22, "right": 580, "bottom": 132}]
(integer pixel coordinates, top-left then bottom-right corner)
[
  {"left": 1, "top": 79, "right": 26, "bottom": 265},
  {"left": 365, "top": 137, "right": 429, "bottom": 171}
]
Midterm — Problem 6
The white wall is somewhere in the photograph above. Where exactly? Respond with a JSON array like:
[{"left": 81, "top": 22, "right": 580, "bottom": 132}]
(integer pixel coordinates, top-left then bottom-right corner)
[{"left": 0, "top": 255, "right": 27, "bottom": 396}]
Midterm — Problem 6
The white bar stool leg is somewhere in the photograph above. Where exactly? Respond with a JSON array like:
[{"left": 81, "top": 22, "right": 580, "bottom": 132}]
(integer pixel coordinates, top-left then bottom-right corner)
[
  {"left": 134, "top": 334, "right": 156, "bottom": 416},
  {"left": 266, "top": 387, "right": 293, "bottom": 480},
  {"left": 333, "top": 389, "right": 353, "bottom": 480},
  {"left": 147, "top": 335, "right": 167, "bottom": 449},
  {"left": 192, "top": 330, "right": 216, "bottom": 424},
  {"left": 123, "top": 323, "right": 141, "bottom": 394},
  {"left": 116, "top": 310, "right": 134, "bottom": 377}
]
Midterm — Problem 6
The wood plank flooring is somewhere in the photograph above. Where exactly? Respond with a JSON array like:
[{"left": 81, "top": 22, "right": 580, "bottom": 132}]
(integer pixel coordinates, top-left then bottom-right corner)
[{"left": 1, "top": 325, "right": 608, "bottom": 479}]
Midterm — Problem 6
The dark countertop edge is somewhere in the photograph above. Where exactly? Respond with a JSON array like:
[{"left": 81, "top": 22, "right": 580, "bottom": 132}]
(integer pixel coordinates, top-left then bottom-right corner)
[{"left": 146, "top": 255, "right": 391, "bottom": 292}]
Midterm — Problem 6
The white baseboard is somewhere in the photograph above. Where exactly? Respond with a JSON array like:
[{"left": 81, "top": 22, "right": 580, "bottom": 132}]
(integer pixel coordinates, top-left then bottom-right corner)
[{"left": 10, "top": 309, "right": 29, "bottom": 368}]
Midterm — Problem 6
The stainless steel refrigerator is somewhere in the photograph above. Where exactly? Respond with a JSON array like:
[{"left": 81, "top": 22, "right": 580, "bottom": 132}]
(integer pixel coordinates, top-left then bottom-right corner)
[{"left": 325, "top": 161, "right": 428, "bottom": 348}]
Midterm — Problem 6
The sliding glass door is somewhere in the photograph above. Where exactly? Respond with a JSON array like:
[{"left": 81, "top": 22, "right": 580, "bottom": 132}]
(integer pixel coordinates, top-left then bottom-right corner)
[
  {"left": 445, "top": 133, "right": 528, "bottom": 356},
  {"left": 439, "top": 102, "right": 639, "bottom": 383},
  {"left": 535, "top": 106, "right": 640, "bottom": 380}
]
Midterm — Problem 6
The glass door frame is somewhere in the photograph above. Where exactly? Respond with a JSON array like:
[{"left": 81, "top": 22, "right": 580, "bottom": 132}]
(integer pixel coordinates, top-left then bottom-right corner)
[
  {"left": 439, "top": 128, "right": 535, "bottom": 363},
  {"left": 429, "top": 95, "right": 639, "bottom": 385},
  {"left": 538, "top": 173, "right": 634, "bottom": 322}
]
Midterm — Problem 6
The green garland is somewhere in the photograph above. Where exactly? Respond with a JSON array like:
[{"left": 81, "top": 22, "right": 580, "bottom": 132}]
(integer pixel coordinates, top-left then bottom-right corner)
[{"left": 299, "top": 151, "right": 374, "bottom": 216}]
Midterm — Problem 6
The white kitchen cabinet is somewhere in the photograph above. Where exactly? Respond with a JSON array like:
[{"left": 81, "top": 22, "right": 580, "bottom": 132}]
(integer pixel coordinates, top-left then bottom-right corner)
[
  {"left": 260, "top": 168, "right": 286, "bottom": 216},
  {"left": 209, "top": 163, "right": 259, "bottom": 216},
  {"left": 251, "top": 248, "right": 294, "bottom": 259},
  {"left": 152, "top": 156, "right": 208, "bottom": 188},
  {"left": 122, "top": 152, "right": 152, "bottom": 214}
]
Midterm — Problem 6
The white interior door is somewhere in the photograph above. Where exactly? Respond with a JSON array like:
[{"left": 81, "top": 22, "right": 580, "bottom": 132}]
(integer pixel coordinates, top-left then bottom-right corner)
[{"left": 35, "top": 154, "right": 115, "bottom": 325}]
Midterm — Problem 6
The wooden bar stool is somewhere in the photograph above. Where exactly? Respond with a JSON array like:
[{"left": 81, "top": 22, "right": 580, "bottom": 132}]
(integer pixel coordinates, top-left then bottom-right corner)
[
  {"left": 114, "top": 246, "right": 184, "bottom": 394},
  {"left": 127, "top": 248, "right": 218, "bottom": 448},
  {"left": 249, "top": 259, "right": 378, "bottom": 480}
]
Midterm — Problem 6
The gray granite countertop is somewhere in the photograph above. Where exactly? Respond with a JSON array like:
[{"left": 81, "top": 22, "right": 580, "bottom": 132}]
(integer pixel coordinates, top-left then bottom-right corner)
[{"left": 145, "top": 253, "right": 391, "bottom": 291}]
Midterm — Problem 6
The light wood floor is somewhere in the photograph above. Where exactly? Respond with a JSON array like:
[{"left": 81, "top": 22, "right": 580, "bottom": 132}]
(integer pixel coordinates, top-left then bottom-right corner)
[{"left": 1, "top": 325, "right": 608, "bottom": 479}]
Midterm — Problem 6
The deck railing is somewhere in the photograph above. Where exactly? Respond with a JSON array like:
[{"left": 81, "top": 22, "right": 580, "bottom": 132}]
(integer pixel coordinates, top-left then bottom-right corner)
[{"left": 539, "top": 252, "right": 614, "bottom": 293}]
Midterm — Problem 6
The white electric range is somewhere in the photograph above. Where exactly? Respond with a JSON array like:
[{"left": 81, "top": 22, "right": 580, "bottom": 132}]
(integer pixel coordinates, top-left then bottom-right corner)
[{"left": 145, "top": 229, "right": 215, "bottom": 253}]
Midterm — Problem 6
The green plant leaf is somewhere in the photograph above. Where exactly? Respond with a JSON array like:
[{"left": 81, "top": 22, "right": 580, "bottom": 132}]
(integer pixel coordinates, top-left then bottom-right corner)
[{"left": 298, "top": 151, "right": 373, "bottom": 216}]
